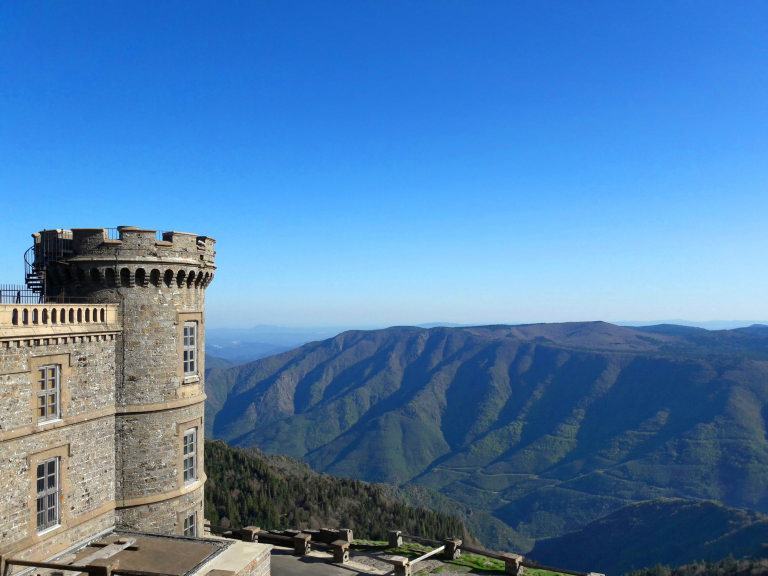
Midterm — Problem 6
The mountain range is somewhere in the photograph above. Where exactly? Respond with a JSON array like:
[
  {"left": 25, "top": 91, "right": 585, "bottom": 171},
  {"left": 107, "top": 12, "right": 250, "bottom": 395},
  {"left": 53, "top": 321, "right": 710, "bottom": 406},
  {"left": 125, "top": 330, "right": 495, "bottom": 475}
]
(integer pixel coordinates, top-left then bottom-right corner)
[{"left": 205, "top": 321, "right": 768, "bottom": 570}]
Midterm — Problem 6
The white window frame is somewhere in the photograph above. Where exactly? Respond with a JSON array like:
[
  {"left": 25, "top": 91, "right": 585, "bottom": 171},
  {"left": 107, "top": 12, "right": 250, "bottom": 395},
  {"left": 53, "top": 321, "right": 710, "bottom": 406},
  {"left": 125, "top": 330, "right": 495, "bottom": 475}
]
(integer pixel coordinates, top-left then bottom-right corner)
[
  {"left": 184, "top": 511, "right": 197, "bottom": 536},
  {"left": 183, "top": 428, "right": 197, "bottom": 484},
  {"left": 183, "top": 322, "right": 197, "bottom": 378},
  {"left": 37, "top": 364, "right": 60, "bottom": 423},
  {"left": 36, "top": 457, "right": 59, "bottom": 532}
]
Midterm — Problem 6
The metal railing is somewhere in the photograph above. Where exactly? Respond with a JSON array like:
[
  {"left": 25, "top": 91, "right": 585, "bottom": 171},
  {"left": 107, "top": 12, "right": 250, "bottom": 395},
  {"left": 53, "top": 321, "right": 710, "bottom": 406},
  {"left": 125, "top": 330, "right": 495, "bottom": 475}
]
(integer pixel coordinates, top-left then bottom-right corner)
[{"left": 0, "top": 285, "right": 42, "bottom": 304}]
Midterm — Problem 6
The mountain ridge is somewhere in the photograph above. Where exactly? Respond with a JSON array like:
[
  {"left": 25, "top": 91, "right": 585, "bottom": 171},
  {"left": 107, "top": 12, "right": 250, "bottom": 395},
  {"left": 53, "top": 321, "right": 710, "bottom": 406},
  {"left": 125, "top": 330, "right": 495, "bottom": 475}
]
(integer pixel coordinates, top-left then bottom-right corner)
[{"left": 206, "top": 321, "right": 768, "bottom": 555}]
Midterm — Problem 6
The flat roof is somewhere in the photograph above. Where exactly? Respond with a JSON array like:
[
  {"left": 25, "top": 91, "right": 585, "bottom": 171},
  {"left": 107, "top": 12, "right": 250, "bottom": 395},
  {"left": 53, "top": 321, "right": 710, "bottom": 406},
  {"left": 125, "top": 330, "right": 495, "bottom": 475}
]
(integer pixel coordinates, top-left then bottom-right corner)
[{"left": 64, "top": 532, "right": 229, "bottom": 576}]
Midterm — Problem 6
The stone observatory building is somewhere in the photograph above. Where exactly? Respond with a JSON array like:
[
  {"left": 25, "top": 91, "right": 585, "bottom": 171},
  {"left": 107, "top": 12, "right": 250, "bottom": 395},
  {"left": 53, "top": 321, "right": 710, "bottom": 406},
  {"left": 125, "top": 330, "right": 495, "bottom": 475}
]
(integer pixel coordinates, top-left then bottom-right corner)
[{"left": 0, "top": 227, "right": 270, "bottom": 576}]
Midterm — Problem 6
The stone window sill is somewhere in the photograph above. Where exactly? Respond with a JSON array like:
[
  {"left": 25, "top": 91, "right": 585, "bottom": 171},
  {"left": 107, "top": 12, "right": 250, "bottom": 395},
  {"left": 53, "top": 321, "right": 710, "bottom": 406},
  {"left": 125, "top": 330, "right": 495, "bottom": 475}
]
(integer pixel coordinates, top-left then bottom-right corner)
[{"left": 37, "top": 524, "right": 61, "bottom": 537}]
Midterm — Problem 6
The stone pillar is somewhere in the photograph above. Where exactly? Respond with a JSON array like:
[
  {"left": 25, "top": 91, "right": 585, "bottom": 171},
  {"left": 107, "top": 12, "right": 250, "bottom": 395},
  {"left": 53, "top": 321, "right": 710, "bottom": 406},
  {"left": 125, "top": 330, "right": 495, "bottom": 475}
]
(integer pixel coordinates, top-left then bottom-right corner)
[
  {"left": 443, "top": 538, "right": 462, "bottom": 560},
  {"left": 330, "top": 541, "right": 350, "bottom": 564},
  {"left": 390, "top": 556, "right": 411, "bottom": 576},
  {"left": 388, "top": 530, "right": 403, "bottom": 547},
  {"left": 502, "top": 553, "right": 524, "bottom": 576},
  {"left": 337, "top": 528, "right": 353, "bottom": 542},
  {"left": 241, "top": 526, "right": 260, "bottom": 542},
  {"left": 293, "top": 534, "right": 311, "bottom": 556}
]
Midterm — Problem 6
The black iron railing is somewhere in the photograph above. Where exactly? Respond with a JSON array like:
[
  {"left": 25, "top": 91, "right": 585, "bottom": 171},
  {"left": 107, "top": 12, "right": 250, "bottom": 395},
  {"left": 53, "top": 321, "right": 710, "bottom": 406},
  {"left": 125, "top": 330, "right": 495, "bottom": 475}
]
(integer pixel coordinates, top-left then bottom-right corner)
[{"left": 0, "top": 284, "right": 42, "bottom": 304}]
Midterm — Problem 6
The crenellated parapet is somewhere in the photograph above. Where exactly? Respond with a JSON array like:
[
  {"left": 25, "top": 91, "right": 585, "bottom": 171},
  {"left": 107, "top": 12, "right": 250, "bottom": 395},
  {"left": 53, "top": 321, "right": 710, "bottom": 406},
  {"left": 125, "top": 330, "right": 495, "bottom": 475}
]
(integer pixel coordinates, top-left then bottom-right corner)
[
  {"left": 66, "top": 226, "right": 215, "bottom": 265},
  {"left": 32, "top": 227, "right": 215, "bottom": 300}
]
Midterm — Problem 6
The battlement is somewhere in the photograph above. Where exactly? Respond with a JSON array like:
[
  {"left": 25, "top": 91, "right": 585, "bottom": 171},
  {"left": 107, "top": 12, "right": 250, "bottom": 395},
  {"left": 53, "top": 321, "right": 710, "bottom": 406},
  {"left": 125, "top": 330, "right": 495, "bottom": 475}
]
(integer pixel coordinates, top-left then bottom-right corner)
[{"left": 33, "top": 226, "right": 216, "bottom": 266}]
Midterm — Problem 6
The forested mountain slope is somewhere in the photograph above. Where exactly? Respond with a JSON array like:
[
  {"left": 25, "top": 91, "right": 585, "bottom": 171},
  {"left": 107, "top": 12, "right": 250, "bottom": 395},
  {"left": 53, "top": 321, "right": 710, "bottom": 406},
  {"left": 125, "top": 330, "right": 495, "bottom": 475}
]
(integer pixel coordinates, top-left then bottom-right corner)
[
  {"left": 204, "top": 439, "right": 472, "bottom": 542},
  {"left": 206, "top": 322, "right": 768, "bottom": 552}
]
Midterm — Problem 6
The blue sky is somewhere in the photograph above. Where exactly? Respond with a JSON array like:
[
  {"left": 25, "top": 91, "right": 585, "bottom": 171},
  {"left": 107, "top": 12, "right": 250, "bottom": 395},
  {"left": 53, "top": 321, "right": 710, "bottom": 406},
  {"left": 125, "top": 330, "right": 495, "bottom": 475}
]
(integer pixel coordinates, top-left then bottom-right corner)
[{"left": 2, "top": 1, "right": 767, "bottom": 328}]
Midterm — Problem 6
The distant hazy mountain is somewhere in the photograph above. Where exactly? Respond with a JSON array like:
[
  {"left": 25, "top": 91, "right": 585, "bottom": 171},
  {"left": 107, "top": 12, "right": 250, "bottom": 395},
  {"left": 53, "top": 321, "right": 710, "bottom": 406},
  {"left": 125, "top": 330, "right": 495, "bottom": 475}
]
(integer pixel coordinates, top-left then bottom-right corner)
[
  {"left": 206, "top": 325, "right": 343, "bottom": 363},
  {"left": 618, "top": 320, "right": 768, "bottom": 330},
  {"left": 206, "top": 322, "right": 768, "bottom": 564},
  {"left": 530, "top": 498, "right": 768, "bottom": 575}
]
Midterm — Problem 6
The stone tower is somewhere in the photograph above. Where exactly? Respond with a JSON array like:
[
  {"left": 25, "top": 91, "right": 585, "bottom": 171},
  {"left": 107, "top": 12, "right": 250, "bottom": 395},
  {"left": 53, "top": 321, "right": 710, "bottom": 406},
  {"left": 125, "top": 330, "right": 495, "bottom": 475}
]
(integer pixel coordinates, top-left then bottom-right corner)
[{"left": 31, "top": 226, "right": 215, "bottom": 535}]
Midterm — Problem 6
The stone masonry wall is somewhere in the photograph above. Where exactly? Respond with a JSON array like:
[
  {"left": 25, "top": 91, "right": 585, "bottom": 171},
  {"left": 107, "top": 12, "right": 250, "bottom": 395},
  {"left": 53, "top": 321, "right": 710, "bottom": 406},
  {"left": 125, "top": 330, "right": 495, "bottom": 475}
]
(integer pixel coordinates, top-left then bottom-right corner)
[
  {"left": 117, "top": 485, "right": 204, "bottom": 535},
  {"left": 117, "top": 279, "right": 207, "bottom": 406},
  {"left": 0, "top": 417, "right": 115, "bottom": 557},
  {"left": 0, "top": 337, "right": 116, "bottom": 433},
  {"left": 115, "top": 402, "right": 204, "bottom": 502}
]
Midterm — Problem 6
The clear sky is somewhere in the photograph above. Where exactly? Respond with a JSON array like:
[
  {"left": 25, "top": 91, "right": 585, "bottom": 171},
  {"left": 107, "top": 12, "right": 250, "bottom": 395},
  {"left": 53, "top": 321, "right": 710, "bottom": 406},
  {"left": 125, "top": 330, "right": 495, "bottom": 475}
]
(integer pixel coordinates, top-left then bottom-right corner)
[{"left": 2, "top": 1, "right": 767, "bottom": 328}]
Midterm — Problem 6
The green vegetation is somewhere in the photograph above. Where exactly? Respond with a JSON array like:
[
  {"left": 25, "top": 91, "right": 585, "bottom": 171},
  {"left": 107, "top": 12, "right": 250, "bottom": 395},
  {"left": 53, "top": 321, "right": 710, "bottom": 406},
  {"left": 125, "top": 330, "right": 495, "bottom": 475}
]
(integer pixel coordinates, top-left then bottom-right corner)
[
  {"left": 448, "top": 552, "right": 505, "bottom": 572},
  {"left": 203, "top": 439, "right": 469, "bottom": 541}
]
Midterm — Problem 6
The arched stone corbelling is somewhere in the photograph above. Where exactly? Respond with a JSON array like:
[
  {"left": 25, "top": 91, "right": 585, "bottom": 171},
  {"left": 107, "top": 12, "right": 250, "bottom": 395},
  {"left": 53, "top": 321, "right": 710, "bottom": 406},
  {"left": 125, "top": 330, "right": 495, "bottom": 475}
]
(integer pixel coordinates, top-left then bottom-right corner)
[
  {"left": 120, "top": 267, "right": 131, "bottom": 287},
  {"left": 90, "top": 268, "right": 101, "bottom": 285},
  {"left": 176, "top": 270, "right": 186, "bottom": 288},
  {"left": 163, "top": 269, "right": 174, "bottom": 288},
  {"left": 135, "top": 268, "right": 146, "bottom": 287},
  {"left": 105, "top": 268, "right": 116, "bottom": 287},
  {"left": 150, "top": 269, "right": 161, "bottom": 287},
  {"left": 186, "top": 271, "right": 196, "bottom": 288}
]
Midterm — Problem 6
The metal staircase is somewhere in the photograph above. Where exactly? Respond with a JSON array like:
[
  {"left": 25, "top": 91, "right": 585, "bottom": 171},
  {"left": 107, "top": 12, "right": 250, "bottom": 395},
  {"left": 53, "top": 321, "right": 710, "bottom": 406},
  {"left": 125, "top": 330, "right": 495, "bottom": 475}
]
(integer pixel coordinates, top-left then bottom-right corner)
[
  {"left": 23, "top": 230, "right": 74, "bottom": 302},
  {"left": 24, "top": 246, "right": 45, "bottom": 295}
]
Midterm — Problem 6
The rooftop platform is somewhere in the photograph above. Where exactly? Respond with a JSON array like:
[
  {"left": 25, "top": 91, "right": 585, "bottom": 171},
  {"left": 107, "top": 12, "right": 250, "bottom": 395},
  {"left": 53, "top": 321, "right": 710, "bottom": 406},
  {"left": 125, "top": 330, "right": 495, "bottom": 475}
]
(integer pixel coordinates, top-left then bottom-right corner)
[{"left": 1, "top": 531, "right": 270, "bottom": 576}]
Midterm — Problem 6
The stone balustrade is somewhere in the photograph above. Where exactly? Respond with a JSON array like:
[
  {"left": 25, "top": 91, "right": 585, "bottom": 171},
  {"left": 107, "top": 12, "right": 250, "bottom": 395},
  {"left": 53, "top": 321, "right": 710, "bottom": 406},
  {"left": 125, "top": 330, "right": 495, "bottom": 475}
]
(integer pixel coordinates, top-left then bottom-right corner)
[{"left": 0, "top": 303, "right": 120, "bottom": 342}]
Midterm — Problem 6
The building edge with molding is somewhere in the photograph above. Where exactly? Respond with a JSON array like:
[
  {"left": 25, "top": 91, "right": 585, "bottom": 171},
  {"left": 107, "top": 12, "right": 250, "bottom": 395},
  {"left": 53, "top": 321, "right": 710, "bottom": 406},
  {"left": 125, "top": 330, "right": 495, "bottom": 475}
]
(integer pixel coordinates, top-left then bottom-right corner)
[{"left": 0, "top": 226, "right": 270, "bottom": 576}]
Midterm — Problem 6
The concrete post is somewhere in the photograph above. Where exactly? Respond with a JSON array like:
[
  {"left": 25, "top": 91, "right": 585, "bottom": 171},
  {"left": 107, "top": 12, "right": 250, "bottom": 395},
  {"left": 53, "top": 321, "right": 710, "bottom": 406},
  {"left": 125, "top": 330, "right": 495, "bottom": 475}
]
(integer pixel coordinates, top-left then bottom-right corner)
[
  {"left": 388, "top": 530, "right": 403, "bottom": 547},
  {"left": 442, "top": 538, "right": 462, "bottom": 560},
  {"left": 337, "top": 528, "right": 353, "bottom": 542},
  {"left": 502, "top": 553, "right": 524, "bottom": 576},
  {"left": 241, "top": 526, "right": 260, "bottom": 542},
  {"left": 330, "top": 540, "right": 350, "bottom": 564},
  {"left": 390, "top": 556, "right": 411, "bottom": 576},
  {"left": 293, "top": 533, "right": 311, "bottom": 556}
]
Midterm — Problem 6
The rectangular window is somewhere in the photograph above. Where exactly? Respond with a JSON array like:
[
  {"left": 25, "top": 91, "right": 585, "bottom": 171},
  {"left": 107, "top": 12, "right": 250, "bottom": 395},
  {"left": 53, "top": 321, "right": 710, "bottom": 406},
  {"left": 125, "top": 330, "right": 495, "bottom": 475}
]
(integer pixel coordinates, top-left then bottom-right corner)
[
  {"left": 183, "top": 428, "right": 197, "bottom": 483},
  {"left": 183, "top": 322, "right": 197, "bottom": 377},
  {"left": 36, "top": 457, "right": 59, "bottom": 531},
  {"left": 37, "top": 365, "right": 60, "bottom": 422},
  {"left": 184, "top": 511, "right": 197, "bottom": 537}
]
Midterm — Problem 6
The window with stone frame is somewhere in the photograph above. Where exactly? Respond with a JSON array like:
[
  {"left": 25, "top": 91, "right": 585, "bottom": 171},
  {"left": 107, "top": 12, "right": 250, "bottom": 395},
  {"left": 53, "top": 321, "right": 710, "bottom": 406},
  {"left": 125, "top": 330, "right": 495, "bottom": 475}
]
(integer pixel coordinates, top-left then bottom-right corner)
[
  {"left": 184, "top": 511, "right": 197, "bottom": 536},
  {"left": 183, "top": 321, "right": 197, "bottom": 377},
  {"left": 183, "top": 427, "right": 197, "bottom": 483},
  {"left": 37, "top": 365, "right": 60, "bottom": 423},
  {"left": 36, "top": 457, "right": 59, "bottom": 531}
]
